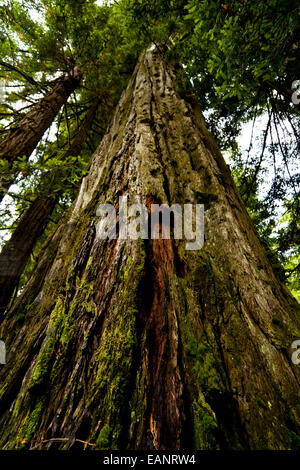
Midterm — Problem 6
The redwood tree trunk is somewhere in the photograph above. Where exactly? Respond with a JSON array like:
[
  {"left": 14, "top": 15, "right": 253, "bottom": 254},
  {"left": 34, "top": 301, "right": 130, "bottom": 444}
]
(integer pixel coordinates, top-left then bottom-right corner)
[
  {"left": 0, "top": 99, "right": 99, "bottom": 316},
  {"left": 0, "top": 66, "right": 82, "bottom": 202},
  {"left": 0, "top": 47, "right": 299, "bottom": 451}
]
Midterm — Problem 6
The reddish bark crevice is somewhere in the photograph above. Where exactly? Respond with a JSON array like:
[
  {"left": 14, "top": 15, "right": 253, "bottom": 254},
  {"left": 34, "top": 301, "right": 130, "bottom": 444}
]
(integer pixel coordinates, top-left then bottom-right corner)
[{"left": 136, "top": 194, "right": 184, "bottom": 448}]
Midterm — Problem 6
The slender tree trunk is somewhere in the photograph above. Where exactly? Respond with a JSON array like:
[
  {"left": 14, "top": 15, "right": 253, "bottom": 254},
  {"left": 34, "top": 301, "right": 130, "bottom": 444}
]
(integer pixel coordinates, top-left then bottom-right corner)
[
  {"left": 0, "top": 197, "right": 56, "bottom": 314},
  {"left": 0, "top": 47, "right": 299, "bottom": 451},
  {"left": 0, "top": 66, "right": 82, "bottom": 202},
  {"left": 0, "top": 100, "right": 99, "bottom": 316}
]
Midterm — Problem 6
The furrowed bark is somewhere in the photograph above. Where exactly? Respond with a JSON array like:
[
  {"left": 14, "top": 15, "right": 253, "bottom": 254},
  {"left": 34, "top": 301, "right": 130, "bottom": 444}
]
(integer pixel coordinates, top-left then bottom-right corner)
[
  {"left": 0, "top": 47, "right": 299, "bottom": 451},
  {"left": 0, "top": 66, "right": 82, "bottom": 203},
  {"left": 0, "top": 100, "right": 99, "bottom": 316}
]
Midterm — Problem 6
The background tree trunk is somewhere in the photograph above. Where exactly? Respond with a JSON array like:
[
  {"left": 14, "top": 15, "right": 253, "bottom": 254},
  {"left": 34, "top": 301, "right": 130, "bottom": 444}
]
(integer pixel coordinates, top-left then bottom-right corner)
[
  {"left": 0, "top": 66, "right": 82, "bottom": 203},
  {"left": 0, "top": 99, "right": 99, "bottom": 316},
  {"left": 0, "top": 47, "right": 299, "bottom": 451}
]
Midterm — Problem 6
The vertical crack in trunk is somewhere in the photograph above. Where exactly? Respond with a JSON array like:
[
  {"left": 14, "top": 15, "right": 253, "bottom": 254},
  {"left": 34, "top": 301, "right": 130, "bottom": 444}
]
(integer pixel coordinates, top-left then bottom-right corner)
[{"left": 142, "top": 236, "right": 182, "bottom": 449}]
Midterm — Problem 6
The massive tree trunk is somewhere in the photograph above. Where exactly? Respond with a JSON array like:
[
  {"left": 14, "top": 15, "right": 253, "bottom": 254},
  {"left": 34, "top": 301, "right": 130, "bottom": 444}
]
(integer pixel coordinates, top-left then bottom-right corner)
[
  {"left": 0, "top": 47, "right": 299, "bottom": 451},
  {"left": 0, "top": 99, "right": 99, "bottom": 316},
  {"left": 0, "top": 66, "right": 82, "bottom": 203}
]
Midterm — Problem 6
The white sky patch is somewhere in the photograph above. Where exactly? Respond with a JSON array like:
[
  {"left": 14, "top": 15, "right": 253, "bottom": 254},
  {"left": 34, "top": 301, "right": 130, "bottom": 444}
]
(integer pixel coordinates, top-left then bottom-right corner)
[
  {"left": 95, "top": 0, "right": 114, "bottom": 5},
  {"left": 28, "top": 7, "right": 45, "bottom": 25}
]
